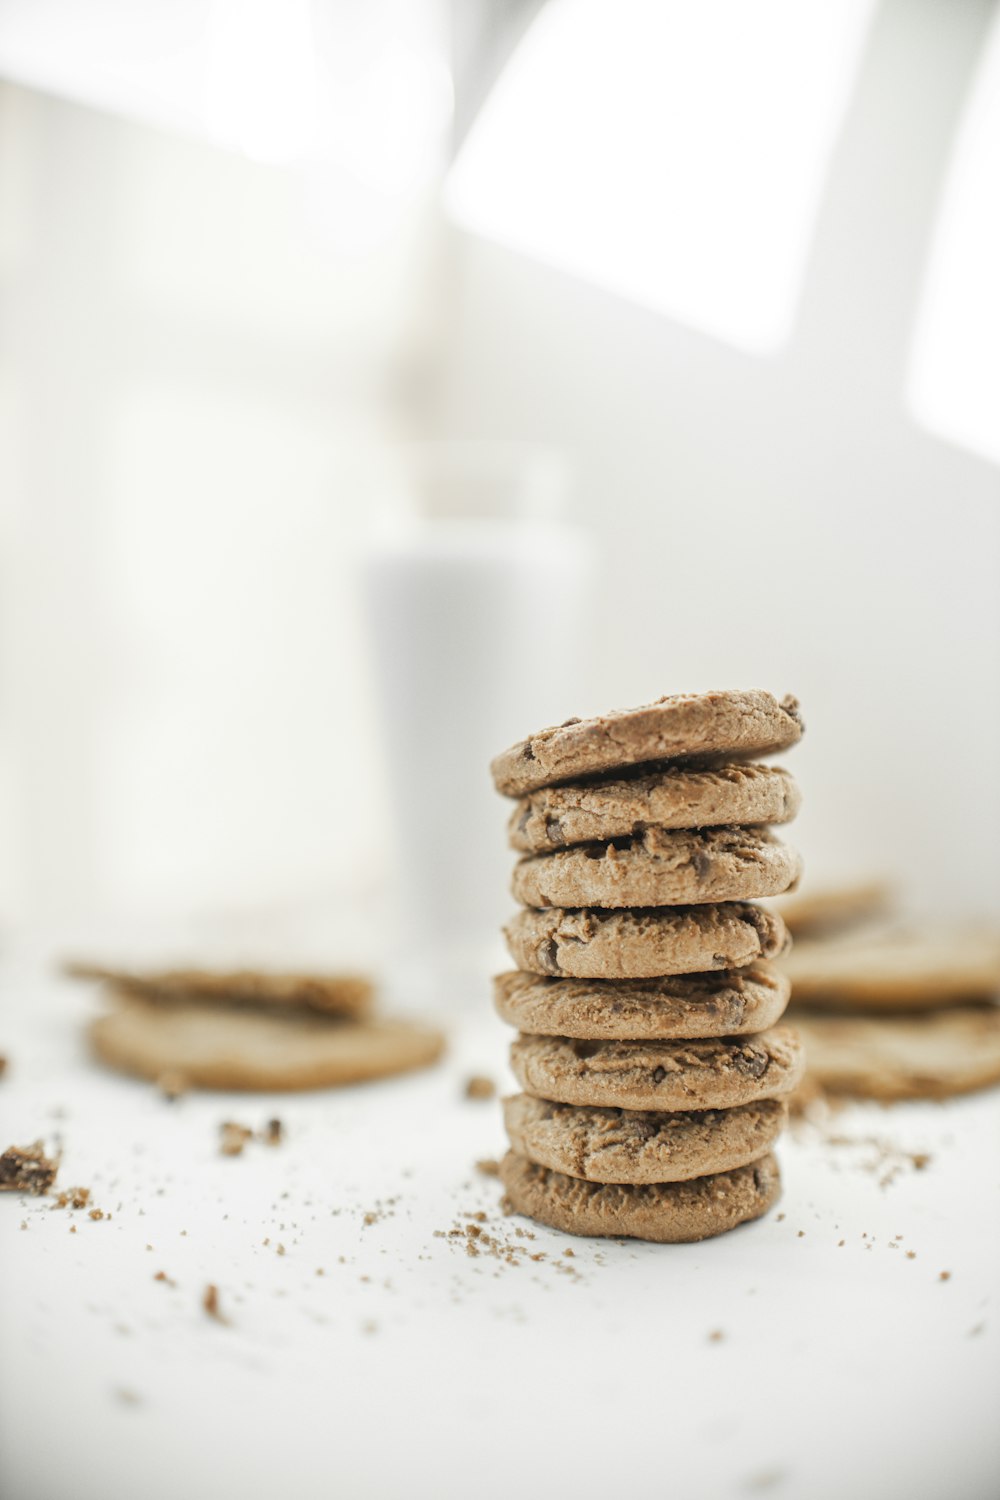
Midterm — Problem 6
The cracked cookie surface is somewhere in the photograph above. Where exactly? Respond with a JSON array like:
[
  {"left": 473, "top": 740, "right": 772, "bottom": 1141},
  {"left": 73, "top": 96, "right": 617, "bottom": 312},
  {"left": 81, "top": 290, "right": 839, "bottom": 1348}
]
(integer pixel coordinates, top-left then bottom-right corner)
[
  {"left": 504, "top": 902, "right": 790, "bottom": 980},
  {"left": 491, "top": 689, "right": 803, "bottom": 796},
  {"left": 510, "top": 1027, "right": 804, "bottom": 1110},
  {"left": 512, "top": 826, "right": 802, "bottom": 909},
  {"left": 493, "top": 964, "right": 790, "bottom": 1039},
  {"left": 503, "top": 1093, "right": 787, "bottom": 1183},
  {"left": 509, "top": 762, "right": 800, "bottom": 853},
  {"left": 500, "top": 1150, "right": 781, "bottom": 1242}
]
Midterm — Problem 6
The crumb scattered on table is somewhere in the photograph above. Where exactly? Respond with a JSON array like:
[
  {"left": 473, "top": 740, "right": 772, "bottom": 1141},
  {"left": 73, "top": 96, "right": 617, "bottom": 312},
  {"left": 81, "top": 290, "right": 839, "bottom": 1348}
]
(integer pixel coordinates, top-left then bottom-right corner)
[
  {"left": 464, "top": 1075, "right": 496, "bottom": 1101},
  {"left": 202, "top": 1284, "right": 228, "bottom": 1323},
  {"left": 219, "top": 1121, "right": 254, "bottom": 1157},
  {"left": 475, "top": 1158, "right": 500, "bottom": 1177},
  {"left": 50, "top": 1186, "right": 90, "bottom": 1210},
  {"left": 157, "top": 1071, "right": 188, "bottom": 1101}
]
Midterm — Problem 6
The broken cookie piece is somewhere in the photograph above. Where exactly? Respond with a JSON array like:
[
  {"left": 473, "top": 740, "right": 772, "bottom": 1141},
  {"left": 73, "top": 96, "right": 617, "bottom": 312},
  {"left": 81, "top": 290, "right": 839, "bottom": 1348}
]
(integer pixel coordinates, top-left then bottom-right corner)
[{"left": 0, "top": 1141, "right": 60, "bottom": 1195}]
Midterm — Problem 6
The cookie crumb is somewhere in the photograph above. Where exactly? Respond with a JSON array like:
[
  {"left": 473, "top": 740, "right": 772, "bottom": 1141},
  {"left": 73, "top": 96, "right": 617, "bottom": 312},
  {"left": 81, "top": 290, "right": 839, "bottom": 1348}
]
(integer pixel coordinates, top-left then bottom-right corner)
[
  {"left": 0, "top": 1141, "right": 59, "bottom": 1195},
  {"left": 262, "top": 1118, "right": 284, "bottom": 1146},
  {"left": 475, "top": 1158, "right": 501, "bottom": 1177},
  {"left": 219, "top": 1121, "right": 254, "bottom": 1157},
  {"left": 708, "top": 1329, "right": 725, "bottom": 1343},
  {"left": 939, "top": 1270, "right": 951, "bottom": 1282},
  {"left": 464, "top": 1075, "right": 496, "bottom": 1101},
  {"left": 153, "top": 1270, "right": 176, "bottom": 1287},
  {"left": 51, "top": 1186, "right": 91, "bottom": 1210},
  {"left": 276, "top": 1243, "right": 286, "bottom": 1256},
  {"left": 202, "top": 1284, "right": 228, "bottom": 1323},
  {"left": 113, "top": 1387, "right": 143, "bottom": 1407},
  {"left": 157, "top": 1071, "right": 188, "bottom": 1101},
  {"left": 0, "top": 1055, "right": 7, "bottom": 1078},
  {"left": 88, "top": 1207, "right": 105, "bottom": 1221},
  {"left": 906, "top": 1250, "right": 916, "bottom": 1260}
]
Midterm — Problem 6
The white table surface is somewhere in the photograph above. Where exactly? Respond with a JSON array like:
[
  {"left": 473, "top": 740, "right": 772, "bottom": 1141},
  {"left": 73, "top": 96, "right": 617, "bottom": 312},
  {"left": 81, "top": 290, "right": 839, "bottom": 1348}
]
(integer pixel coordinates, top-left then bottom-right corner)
[{"left": 1, "top": 940, "right": 999, "bottom": 1500}]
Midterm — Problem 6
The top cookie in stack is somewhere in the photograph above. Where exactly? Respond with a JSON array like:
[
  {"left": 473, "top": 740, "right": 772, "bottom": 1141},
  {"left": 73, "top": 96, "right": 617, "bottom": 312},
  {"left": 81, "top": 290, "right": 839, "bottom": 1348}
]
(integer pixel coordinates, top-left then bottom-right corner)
[{"left": 491, "top": 689, "right": 806, "bottom": 1244}]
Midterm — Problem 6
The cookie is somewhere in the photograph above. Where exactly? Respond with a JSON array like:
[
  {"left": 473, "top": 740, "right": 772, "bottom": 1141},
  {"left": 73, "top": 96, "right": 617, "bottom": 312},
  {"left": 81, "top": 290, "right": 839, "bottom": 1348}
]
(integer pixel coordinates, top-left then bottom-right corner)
[
  {"left": 782, "top": 928, "right": 1000, "bottom": 1009},
  {"left": 493, "top": 964, "right": 790, "bottom": 1040},
  {"left": 792, "top": 1006, "right": 1000, "bottom": 1102},
  {"left": 772, "top": 881, "right": 892, "bottom": 938},
  {"left": 509, "top": 1027, "right": 804, "bottom": 1111},
  {"left": 66, "top": 961, "right": 373, "bottom": 1018},
  {"left": 509, "top": 762, "right": 800, "bottom": 854},
  {"left": 89, "top": 999, "right": 444, "bottom": 1091},
  {"left": 503, "top": 1093, "right": 787, "bottom": 1183},
  {"left": 504, "top": 902, "right": 790, "bottom": 980},
  {"left": 500, "top": 1150, "right": 781, "bottom": 1243},
  {"left": 512, "top": 826, "right": 802, "bottom": 910},
  {"left": 491, "top": 690, "right": 803, "bottom": 796}
]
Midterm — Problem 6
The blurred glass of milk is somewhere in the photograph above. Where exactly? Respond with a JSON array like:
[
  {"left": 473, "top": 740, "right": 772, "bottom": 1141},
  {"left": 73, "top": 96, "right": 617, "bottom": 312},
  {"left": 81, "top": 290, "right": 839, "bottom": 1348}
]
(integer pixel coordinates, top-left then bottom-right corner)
[{"left": 360, "top": 443, "right": 594, "bottom": 1007}]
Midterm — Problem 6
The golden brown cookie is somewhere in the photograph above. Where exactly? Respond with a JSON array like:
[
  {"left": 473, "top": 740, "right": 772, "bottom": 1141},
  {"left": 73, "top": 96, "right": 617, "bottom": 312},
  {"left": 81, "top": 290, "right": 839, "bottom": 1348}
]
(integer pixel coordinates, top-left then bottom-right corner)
[
  {"left": 500, "top": 1150, "right": 781, "bottom": 1243},
  {"left": 504, "top": 902, "right": 790, "bottom": 980},
  {"left": 493, "top": 964, "right": 790, "bottom": 1040},
  {"left": 491, "top": 690, "right": 803, "bottom": 796},
  {"left": 512, "top": 827, "right": 802, "bottom": 910},
  {"left": 509, "top": 1027, "right": 804, "bottom": 1111},
  {"left": 66, "top": 961, "right": 373, "bottom": 1018},
  {"left": 792, "top": 1006, "right": 1000, "bottom": 1102},
  {"left": 509, "top": 762, "right": 800, "bottom": 853},
  {"left": 89, "top": 999, "right": 444, "bottom": 1091},
  {"left": 503, "top": 1093, "right": 787, "bottom": 1183},
  {"left": 782, "top": 928, "right": 1000, "bottom": 1010},
  {"left": 772, "top": 880, "right": 892, "bottom": 938}
]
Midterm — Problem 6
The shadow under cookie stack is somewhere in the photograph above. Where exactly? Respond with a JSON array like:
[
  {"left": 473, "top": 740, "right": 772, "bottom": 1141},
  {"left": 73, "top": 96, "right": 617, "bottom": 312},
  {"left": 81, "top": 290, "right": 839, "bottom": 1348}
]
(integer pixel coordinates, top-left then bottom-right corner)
[{"left": 490, "top": 689, "right": 807, "bottom": 1244}]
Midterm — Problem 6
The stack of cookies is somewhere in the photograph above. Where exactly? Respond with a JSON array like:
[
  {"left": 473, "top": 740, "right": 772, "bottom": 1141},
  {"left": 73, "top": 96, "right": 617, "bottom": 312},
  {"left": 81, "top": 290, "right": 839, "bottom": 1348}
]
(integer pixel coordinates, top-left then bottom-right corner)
[{"left": 490, "top": 689, "right": 807, "bottom": 1244}]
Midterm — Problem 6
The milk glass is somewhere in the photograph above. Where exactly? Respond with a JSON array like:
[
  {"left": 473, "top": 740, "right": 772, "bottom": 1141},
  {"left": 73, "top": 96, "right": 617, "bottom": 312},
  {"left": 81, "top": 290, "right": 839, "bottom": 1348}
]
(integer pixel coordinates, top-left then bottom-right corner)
[{"left": 360, "top": 443, "right": 594, "bottom": 1009}]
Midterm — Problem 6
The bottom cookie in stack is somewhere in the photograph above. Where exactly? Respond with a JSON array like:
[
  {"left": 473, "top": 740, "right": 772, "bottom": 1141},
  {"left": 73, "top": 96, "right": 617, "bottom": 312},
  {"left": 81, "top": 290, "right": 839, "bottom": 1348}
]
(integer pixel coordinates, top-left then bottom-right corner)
[{"left": 495, "top": 966, "right": 805, "bottom": 1242}]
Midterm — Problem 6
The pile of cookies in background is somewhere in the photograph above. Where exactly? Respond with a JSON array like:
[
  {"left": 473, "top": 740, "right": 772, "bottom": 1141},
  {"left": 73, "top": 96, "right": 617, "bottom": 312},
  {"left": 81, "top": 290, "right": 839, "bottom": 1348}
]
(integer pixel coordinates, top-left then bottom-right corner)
[
  {"left": 490, "top": 689, "right": 807, "bottom": 1243},
  {"left": 68, "top": 962, "right": 444, "bottom": 1094},
  {"left": 770, "top": 886, "right": 1000, "bottom": 1104}
]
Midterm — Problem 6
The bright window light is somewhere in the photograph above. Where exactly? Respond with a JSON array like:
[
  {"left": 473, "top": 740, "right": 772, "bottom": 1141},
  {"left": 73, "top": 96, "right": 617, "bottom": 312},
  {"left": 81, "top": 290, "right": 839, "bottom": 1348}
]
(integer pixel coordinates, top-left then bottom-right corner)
[
  {"left": 907, "top": 12, "right": 1000, "bottom": 468},
  {"left": 446, "top": 0, "right": 875, "bottom": 354}
]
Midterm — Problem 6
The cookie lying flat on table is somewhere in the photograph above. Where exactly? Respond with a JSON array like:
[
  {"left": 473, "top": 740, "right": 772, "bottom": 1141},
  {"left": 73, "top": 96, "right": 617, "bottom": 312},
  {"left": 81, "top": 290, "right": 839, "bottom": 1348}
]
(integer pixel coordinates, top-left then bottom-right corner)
[
  {"left": 491, "top": 689, "right": 803, "bottom": 797},
  {"left": 782, "top": 928, "right": 1000, "bottom": 1010},
  {"left": 90, "top": 1000, "right": 444, "bottom": 1092},
  {"left": 510, "top": 1028, "right": 804, "bottom": 1112},
  {"left": 66, "top": 962, "right": 373, "bottom": 1018},
  {"left": 792, "top": 1006, "right": 1000, "bottom": 1102},
  {"left": 509, "top": 762, "right": 800, "bottom": 854},
  {"left": 500, "top": 1150, "right": 781, "bottom": 1243},
  {"left": 504, "top": 902, "right": 790, "bottom": 980},
  {"left": 512, "top": 826, "right": 801, "bottom": 910},
  {"left": 504, "top": 1093, "right": 787, "bottom": 1184},
  {"left": 771, "top": 880, "right": 891, "bottom": 938},
  {"left": 493, "top": 964, "right": 790, "bottom": 1040}
]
